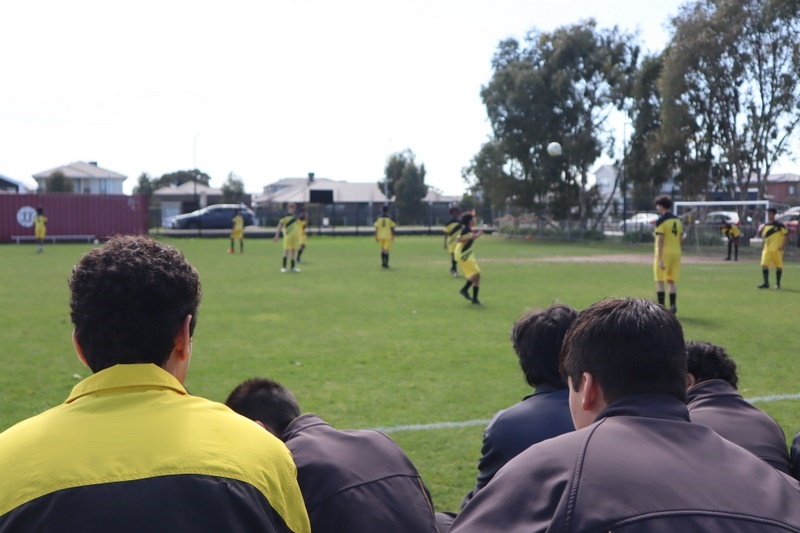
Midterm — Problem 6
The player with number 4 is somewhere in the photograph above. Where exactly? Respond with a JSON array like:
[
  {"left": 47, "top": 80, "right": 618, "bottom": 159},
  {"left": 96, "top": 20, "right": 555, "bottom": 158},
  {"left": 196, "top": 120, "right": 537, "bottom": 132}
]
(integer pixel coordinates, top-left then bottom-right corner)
[{"left": 654, "top": 195, "right": 683, "bottom": 314}]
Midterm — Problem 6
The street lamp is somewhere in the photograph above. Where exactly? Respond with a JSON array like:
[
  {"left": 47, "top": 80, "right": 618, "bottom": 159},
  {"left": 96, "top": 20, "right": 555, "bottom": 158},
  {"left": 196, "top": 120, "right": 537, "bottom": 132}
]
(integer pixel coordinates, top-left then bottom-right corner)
[
  {"left": 193, "top": 132, "right": 200, "bottom": 210},
  {"left": 622, "top": 123, "right": 628, "bottom": 224}
]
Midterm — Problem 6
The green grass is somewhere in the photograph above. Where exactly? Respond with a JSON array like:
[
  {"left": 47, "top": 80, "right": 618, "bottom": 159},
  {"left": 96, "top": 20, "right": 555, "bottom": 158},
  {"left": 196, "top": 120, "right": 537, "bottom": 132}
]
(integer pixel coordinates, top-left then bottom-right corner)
[{"left": 1, "top": 236, "right": 798, "bottom": 511}]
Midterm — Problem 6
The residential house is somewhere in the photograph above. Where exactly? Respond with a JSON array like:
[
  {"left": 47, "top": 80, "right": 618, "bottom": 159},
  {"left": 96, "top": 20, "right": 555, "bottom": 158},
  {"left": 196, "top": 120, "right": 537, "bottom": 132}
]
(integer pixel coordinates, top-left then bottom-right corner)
[
  {"left": 252, "top": 176, "right": 460, "bottom": 227},
  {"left": 765, "top": 173, "right": 800, "bottom": 205},
  {"left": 152, "top": 181, "right": 225, "bottom": 225},
  {"left": 0, "top": 174, "right": 24, "bottom": 193},
  {"left": 33, "top": 161, "right": 126, "bottom": 194}
]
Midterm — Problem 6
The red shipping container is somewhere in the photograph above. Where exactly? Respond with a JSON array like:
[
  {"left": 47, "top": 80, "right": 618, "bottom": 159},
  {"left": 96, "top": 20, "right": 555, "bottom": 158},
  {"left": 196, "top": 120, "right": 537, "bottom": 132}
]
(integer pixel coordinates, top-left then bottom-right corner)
[{"left": 0, "top": 194, "right": 148, "bottom": 242}]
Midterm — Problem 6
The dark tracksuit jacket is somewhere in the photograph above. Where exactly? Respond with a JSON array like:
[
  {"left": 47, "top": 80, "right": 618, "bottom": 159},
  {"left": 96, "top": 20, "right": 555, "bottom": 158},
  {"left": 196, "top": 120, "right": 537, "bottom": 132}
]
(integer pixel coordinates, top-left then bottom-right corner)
[
  {"left": 282, "top": 414, "right": 438, "bottom": 533},
  {"left": 688, "top": 379, "right": 791, "bottom": 474},
  {"left": 451, "top": 394, "right": 800, "bottom": 532},
  {"left": 463, "top": 384, "right": 574, "bottom": 505}
]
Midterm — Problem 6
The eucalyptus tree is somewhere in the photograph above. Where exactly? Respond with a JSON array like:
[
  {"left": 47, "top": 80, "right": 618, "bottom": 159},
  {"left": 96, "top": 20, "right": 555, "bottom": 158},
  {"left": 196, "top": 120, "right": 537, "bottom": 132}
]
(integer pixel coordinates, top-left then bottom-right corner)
[
  {"left": 470, "top": 20, "right": 639, "bottom": 226},
  {"left": 659, "top": 0, "right": 800, "bottom": 201}
]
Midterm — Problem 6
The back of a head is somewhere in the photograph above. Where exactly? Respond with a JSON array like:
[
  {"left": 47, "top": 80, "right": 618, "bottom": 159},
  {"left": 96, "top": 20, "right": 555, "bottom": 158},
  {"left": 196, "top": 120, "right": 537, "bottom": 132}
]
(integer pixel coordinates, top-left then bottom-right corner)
[
  {"left": 226, "top": 378, "right": 301, "bottom": 437},
  {"left": 511, "top": 304, "right": 578, "bottom": 388},
  {"left": 560, "top": 298, "right": 687, "bottom": 404},
  {"left": 69, "top": 235, "right": 201, "bottom": 373},
  {"left": 654, "top": 195, "right": 673, "bottom": 210},
  {"left": 382, "top": 205, "right": 389, "bottom": 214},
  {"left": 460, "top": 213, "right": 473, "bottom": 226},
  {"left": 686, "top": 341, "right": 739, "bottom": 389}
]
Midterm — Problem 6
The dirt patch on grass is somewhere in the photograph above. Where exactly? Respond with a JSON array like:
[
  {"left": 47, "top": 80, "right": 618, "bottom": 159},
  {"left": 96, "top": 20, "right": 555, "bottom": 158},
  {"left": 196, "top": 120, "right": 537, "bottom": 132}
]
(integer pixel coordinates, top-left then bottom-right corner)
[{"left": 479, "top": 254, "right": 729, "bottom": 265}]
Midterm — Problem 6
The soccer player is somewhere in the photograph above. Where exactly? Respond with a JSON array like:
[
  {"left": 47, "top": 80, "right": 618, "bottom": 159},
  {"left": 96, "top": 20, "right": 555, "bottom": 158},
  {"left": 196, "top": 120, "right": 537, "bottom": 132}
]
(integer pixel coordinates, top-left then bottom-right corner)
[
  {"left": 229, "top": 208, "right": 244, "bottom": 254},
  {"left": 273, "top": 202, "right": 301, "bottom": 273},
  {"left": 758, "top": 208, "right": 788, "bottom": 289},
  {"left": 721, "top": 221, "right": 741, "bottom": 261},
  {"left": 455, "top": 213, "right": 484, "bottom": 304},
  {"left": 296, "top": 208, "right": 308, "bottom": 264},
  {"left": 374, "top": 205, "right": 396, "bottom": 268},
  {"left": 34, "top": 206, "right": 47, "bottom": 253},
  {"left": 653, "top": 195, "right": 683, "bottom": 314},
  {"left": 444, "top": 206, "right": 462, "bottom": 277}
]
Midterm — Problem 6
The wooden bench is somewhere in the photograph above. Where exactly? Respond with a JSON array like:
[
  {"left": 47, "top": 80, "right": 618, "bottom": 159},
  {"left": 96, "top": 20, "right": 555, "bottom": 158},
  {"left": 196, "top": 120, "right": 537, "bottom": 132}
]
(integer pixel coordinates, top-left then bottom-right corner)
[{"left": 11, "top": 235, "right": 96, "bottom": 244}]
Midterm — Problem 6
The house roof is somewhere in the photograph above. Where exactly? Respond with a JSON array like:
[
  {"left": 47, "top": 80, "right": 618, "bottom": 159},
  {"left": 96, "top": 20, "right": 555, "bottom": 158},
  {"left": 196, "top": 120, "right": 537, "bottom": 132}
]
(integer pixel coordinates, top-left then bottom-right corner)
[
  {"left": 254, "top": 178, "right": 390, "bottom": 205},
  {"left": 153, "top": 181, "right": 222, "bottom": 196},
  {"left": 766, "top": 173, "right": 800, "bottom": 183},
  {"left": 253, "top": 177, "right": 461, "bottom": 205},
  {"left": 33, "top": 161, "right": 127, "bottom": 181}
]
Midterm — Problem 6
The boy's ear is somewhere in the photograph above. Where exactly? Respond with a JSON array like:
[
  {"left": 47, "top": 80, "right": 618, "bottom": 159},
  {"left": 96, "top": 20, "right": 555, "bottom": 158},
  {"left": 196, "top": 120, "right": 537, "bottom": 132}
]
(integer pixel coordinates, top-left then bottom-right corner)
[{"left": 72, "top": 330, "right": 90, "bottom": 369}]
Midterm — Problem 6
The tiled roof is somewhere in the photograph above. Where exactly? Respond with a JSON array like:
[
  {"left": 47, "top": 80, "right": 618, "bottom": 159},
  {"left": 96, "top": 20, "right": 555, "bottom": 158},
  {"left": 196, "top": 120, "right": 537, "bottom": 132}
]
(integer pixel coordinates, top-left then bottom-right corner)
[{"left": 33, "top": 161, "right": 126, "bottom": 180}]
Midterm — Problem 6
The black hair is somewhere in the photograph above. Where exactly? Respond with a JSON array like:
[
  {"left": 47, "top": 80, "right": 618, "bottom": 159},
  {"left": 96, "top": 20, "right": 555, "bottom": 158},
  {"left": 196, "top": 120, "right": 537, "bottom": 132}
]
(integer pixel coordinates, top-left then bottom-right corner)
[
  {"left": 69, "top": 235, "right": 201, "bottom": 372},
  {"left": 226, "top": 378, "right": 302, "bottom": 437},
  {"left": 654, "top": 195, "right": 673, "bottom": 210},
  {"left": 560, "top": 298, "right": 687, "bottom": 404},
  {"left": 686, "top": 341, "right": 739, "bottom": 389},
  {"left": 511, "top": 304, "right": 578, "bottom": 388}
]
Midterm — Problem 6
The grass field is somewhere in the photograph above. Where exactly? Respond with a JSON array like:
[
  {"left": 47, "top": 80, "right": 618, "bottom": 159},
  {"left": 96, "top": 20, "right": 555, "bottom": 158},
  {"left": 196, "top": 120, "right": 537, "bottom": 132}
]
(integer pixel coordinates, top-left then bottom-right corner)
[{"left": 1, "top": 234, "right": 799, "bottom": 511}]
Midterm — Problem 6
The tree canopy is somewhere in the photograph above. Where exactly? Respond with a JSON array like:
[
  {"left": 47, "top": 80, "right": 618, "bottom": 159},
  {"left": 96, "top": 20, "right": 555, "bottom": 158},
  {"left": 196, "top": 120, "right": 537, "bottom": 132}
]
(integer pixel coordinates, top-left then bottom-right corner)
[{"left": 380, "top": 149, "right": 429, "bottom": 224}]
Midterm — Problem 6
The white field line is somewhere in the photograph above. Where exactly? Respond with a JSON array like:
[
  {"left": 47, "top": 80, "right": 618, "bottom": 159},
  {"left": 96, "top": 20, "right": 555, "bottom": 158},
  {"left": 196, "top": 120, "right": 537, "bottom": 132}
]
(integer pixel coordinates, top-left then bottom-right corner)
[{"left": 372, "top": 392, "right": 800, "bottom": 434}]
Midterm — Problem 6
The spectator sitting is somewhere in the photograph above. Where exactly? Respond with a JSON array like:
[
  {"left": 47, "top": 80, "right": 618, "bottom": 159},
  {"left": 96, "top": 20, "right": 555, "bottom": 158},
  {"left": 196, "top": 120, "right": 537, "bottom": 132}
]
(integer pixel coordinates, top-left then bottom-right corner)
[
  {"left": 450, "top": 298, "right": 800, "bottom": 532},
  {"left": 467, "top": 304, "right": 578, "bottom": 501},
  {"left": 0, "top": 235, "right": 309, "bottom": 532},
  {"left": 687, "top": 340, "right": 791, "bottom": 474},
  {"left": 226, "top": 377, "right": 438, "bottom": 533},
  {"left": 437, "top": 304, "right": 578, "bottom": 532}
]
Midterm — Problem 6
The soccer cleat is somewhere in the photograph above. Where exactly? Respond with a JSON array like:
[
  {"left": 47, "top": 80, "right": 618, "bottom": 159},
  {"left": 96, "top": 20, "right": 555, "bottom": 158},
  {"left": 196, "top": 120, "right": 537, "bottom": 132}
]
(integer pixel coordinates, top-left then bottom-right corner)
[
  {"left": 227, "top": 249, "right": 233, "bottom": 254},
  {"left": 281, "top": 268, "right": 287, "bottom": 273},
  {"left": 775, "top": 285, "right": 781, "bottom": 290},
  {"left": 472, "top": 298, "right": 483, "bottom": 305},
  {"left": 460, "top": 288, "right": 471, "bottom": 301},
  {"left": 757, "top": 283, "right": 769, "bottom": 289},
  {"left": 724, "top": 257, "right": 731, "bottom": 261},
  {"left": 292, "top": 267, "right": 301, "bottom": 273},
  {"left": 450, "top": 268, "right": 457, "bottom": 277},
  {"left": 669, "top": 304, "right": 677, "bottom": 314}
]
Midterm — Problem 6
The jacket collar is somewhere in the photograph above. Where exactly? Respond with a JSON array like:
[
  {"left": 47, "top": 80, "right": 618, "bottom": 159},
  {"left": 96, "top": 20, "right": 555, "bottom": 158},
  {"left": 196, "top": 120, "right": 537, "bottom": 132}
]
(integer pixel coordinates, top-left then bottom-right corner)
[
  {"left": 66, "top": 363, "right": 187, "bottom": 404},
  {"left": 595, "top": 394, "right": 690, "bottom": 423}
]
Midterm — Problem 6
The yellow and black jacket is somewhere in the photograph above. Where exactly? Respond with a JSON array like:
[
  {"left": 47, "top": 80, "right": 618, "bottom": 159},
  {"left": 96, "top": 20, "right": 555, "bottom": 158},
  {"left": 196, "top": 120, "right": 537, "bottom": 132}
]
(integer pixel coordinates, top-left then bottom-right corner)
[{"left": 0, "top": 364, "right": 310, "bottom": 533}]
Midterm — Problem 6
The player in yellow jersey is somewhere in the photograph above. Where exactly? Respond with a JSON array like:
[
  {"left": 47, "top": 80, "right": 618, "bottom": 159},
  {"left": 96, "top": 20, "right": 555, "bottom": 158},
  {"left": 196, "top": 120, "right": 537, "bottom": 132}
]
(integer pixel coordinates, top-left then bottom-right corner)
[
  {"left": 444, "top": 206, "right": 462, "bottom": 277},
  {"left": 455, "top": 213, "right": 484, "bottom": 304},
  {"left": 721, "top": 221, "right": 741, "bottom": 261},
  {"left": 653, "top": 195, "right": 683, "bottom": 314},
  {"left": 229, "top": 209, "right": 245, "bottom": 254},
  {"left": 296, "top": 208, "right": 308, "bottom": 264},
  {"left": 34, "top": 206, "right": 48, "bottom": 253},
  {"left": 374, "top": 205, "right": 397, "bottom": 268},
  {"left": 273, "top": 202, "right": 301, "bottom": 273},
  {"left": 757, "top": 208, "right": 788, "bottom": 289}
]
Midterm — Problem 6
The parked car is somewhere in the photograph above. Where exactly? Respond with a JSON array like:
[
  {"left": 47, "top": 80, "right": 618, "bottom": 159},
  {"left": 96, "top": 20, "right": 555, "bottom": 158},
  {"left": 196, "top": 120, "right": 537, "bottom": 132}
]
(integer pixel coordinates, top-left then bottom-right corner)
[
  {"left": 619, "top": 212, "right": 659, "bottom": 231},
  {"left": 168, "top": 204, "right": 255, "bottom": 229},
  {"left": 704, "top": 211, "right": 740, "bottom": 225}
]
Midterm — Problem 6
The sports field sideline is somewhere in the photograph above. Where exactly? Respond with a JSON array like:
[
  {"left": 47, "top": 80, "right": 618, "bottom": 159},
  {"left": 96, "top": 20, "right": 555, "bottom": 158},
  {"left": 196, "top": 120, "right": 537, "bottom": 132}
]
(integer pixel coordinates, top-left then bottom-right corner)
[{"left": 2, "top": 234, "right": 798, "bottom": 509}]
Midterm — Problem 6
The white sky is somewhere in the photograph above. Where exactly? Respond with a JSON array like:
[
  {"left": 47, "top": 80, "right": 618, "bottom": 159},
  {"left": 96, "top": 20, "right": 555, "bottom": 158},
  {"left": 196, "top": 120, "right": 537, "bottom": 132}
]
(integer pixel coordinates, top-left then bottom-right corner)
[{"left": 5, "top": 0, "right": 791, "bottom": 196}]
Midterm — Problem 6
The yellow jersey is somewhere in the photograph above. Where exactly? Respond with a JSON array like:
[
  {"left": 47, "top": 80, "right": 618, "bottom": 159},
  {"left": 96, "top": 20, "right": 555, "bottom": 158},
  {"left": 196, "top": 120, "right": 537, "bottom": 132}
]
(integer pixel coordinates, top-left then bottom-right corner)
[
  {"left": 279, "top": 214, "right": 299, "bottom": 238},
  {"left": 654, "top": 214, "right": 683, "bottom": 256},
  {"left": 232, "top": 215, "right": 244, "bottom": 232},
  {"left": 761, "top": 222, "right": 788, "bottom": 252},
  {"left": 721, "top": 224, "right": 741, "bottom": 239},
  {"left": 374, "top": 215, "right": 396, "bottom": 240},
  {"left": 455, "top": 228, "right": 477, "bottom": 262},
  {"left": 444, "top": 219, "right": 463, "bottom": 252}
]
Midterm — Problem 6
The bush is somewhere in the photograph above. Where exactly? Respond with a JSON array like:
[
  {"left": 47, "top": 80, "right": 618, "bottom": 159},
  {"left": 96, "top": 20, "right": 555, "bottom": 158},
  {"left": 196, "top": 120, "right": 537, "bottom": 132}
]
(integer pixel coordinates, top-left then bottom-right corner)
[{"left": 622, "top": 231, "right": 655, "bottom": 244}]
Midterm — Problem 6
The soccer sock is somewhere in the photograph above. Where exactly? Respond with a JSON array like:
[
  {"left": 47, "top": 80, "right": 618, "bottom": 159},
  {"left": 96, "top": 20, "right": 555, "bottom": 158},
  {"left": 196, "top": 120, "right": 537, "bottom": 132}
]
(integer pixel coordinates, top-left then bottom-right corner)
[
  {"left": 462, "top": 280, "right": 473, "bottom": 291},
  {"left": 385, "top": 253, "right": 389, "bottom": 267},
  {"left": 230, "top": 239, "right": 234, "bottom": 251},
  {"left": 283, "top": 257, "right": 287, "bottom": 268},
  {"left": 240, "top": 242, "right": 244, "bottom": 253},
  {"left": 291, "top": 259, "right": 295, "bottom": 268},
  {"left": 763, "top": 269, "right": 769, "bottom": 285},
  {"left": 297, "top": 249, "right": 303, "bottom": 261},
  {"left": 451, "top": 255, "right": 457, "bottom": 270},
  {"left": 473, "top": 286, "right": 480, "bottom": 300},
  {"left": 734, "top": 245, "right": 738, "bottom": 260},
  {"left": 776, "top": 269, "right": 782, "bottom": 286},
  {"left": 657, "top": 291, "right": 665, "bottom": 305},
  {"left": 670, "top": 293, "right": 676, "bottom": 307}
]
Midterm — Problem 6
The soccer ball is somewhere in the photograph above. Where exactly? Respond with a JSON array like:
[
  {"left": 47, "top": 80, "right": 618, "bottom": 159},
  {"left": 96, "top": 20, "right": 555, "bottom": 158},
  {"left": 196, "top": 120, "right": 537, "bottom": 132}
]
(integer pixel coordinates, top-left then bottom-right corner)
[
  {"left": 93, "top": 239, "right": 100, "bottom": 245},
  {"left": 547, "top": 142, "right": 563, "bottom": 157}
]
